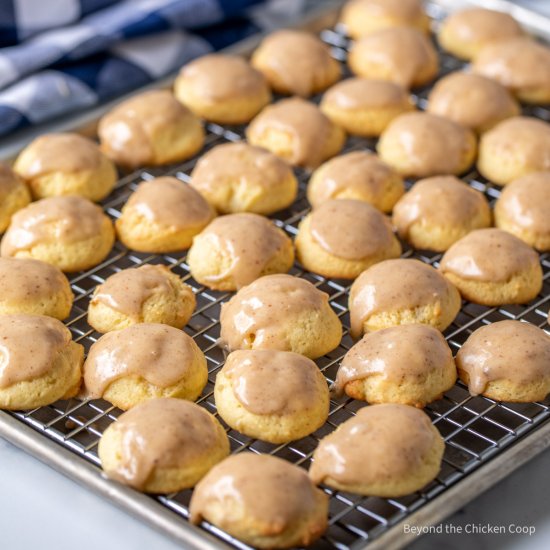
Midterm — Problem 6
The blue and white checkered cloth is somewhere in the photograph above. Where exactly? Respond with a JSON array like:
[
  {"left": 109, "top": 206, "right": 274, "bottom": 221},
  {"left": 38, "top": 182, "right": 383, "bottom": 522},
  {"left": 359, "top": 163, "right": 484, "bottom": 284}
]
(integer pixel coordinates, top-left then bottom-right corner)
[{"left": 0, "top": 0, "right": 269, "bottom": 137}]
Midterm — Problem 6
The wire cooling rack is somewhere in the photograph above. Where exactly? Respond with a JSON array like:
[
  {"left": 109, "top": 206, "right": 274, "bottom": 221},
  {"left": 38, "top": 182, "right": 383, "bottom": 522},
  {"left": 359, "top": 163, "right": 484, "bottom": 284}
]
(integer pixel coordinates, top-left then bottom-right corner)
[{"left": 1, "top": 2, "right": 550, "bottom": 549}]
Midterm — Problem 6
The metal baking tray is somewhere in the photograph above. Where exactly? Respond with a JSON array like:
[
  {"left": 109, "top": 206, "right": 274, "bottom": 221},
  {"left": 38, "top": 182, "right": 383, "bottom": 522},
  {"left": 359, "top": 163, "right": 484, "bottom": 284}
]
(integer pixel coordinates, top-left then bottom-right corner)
[{"left": 1, "top": 1, "right": 550, "bottom": 549}]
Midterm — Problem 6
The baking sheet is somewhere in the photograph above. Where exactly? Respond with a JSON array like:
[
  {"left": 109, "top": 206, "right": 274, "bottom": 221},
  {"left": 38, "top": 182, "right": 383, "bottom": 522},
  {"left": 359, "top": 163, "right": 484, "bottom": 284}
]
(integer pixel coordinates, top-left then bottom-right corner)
[{"left": 1, "top": 2, "right": 550, "bottom": 549}]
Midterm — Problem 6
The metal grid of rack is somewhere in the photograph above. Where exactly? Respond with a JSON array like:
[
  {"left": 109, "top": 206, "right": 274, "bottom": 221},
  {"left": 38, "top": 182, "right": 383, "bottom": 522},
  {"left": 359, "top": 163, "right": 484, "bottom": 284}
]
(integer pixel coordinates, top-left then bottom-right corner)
[{"left": 2, "top": 2, "right": 550, "bottom": 549}]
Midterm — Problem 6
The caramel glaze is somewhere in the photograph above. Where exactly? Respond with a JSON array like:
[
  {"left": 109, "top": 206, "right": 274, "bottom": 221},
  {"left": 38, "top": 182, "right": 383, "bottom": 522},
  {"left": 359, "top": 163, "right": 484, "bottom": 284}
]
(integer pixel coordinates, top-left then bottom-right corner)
[
  {"left": 0, "top": 257, "right": 69, "bottom": 302},
  {"left": 334, "top": 324, "right": 453, "bottom": 395},
  {"left": 1, "top": 196, "right": 106, "bottom": 256},
  {"left": 309, "top": 404, "right": 439, "bottom": 486},
  {"left": 427, "top": 72, "right": 518, "bottom": 131},
  {"left": 443, "top": 8, "right": 522, "bottom": 45},
  {"left": 190, "top": 453, "right": 325, "bottom": 527},
  {"left": 378, "top": 112, "right": 473, "bottom": 176},
  {"left": 91, "top": 264, "right": 179, "bottom": 319},
  {"left": 191, "top": 142, "right": 291, "bottom": 194},
  {"left": 16, "top": 133, "right": 102, "bottom": 178},
  {"left": 308, "top": 151, "right": 400, "bottom": 208},
  {"left": 351, "top": 27, "right": 437, "bottom": 88},
  {"left": 195, "top": 213, "right": 290, "bottom": 288},
  {"left": 254, "top": 29, "right": 339, "bottom": 97},
  {"left": 323, "top": 77, "right": 412, "bottom": 110},
  {"left": 393, "top": 176, "right": 490, "bottom": 237},
  {"left": 220, "top": 274, "right": 330, "bottom": 351},
  {"left": 456, "top": 320, "right": 550, "bottom": 396},
  {"left": 349, "top": 259, "right": 457, "bottom": 339},
  {"left": 480, "top": 117, "right": 550, "bottom": 172},
  {"left": 105, "top": 398, "right": 221, "bottom": 490},
  {"left": 223, "top": 349, "right": 325, "bottom": 415},
  {"left": 98, "top": 90, "right": 197, "bottom": 167},
  {"left": 344, "top": 0, "right": 426, "bottom": 21},
  {"left": 0, "top": 314, "right": 71, "bottom": 388},
  {"left": 496, "top": 172, "right": 550, "bottom": 237},
  {"left": 0, "top": 163, "right": 25, "bottom": 198},
  {"left": 122, "top": 177, "right": 213, "bottom": 229},
  {"left": 179, "top": 54, "right": 268, "bottom": 101},
  {"left": 473, "top": 38, "right": 550, "bottom": 93},
  {"left": 246, "top": 98, "right": 333, "bottom": 169},
  {"left": 83, "top": 323, "right": 200, "bottom": 398},
  {"left": 309, "top": 199, "right": 396, "bottom": 260},
  {"left": 439, "top": 228, "right": 540, "bottom": 283}
]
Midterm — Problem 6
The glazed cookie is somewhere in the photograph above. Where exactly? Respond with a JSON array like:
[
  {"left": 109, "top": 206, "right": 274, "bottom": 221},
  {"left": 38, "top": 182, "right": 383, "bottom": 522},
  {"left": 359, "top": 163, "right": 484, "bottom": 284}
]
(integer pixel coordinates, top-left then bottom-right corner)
[
  {"left": 439, "top": 228, "right": 542, "bottom": 306},
  {"left": 83, "top": 323, "right": 207, "bottom": 409},
  {"left": 13, "top": 133, "right": 117, "bottom": 201},
  {"left": 377, "top": 112, "right": 477, "bottom": 178},
  {"left": 339, "top": 0, "right": 430, "bottom": 39},
  {"left": 307, "top": 151, "right": 405, "bottom": 212},
  {"left": 188, "top": 213, "right": 294, "bottom": 291},
  {"left": 472, "top": 37, "right": 550, "bottom": 104},
  {"left": 309, "top": 404, "right": 444, "bottom": 497},
  {"left": 427, "top": 72, "right": 520, "bottom": 134},
  {"left": 99, "top": 398, "right": 229, "bottom": 493},
  {"left": 393, "top": 176, "right": 491, "bottom": 252},
  {"left": 98, "top": 90, "right": 204, "bottom": 169},
  {"left": 349, "top": 259, "right": 461, "bottom": 338},
  {"left": 215, "top": 350, "right": 329, "bottom": 443},
  {"left": 246, "top": 98, "right": 346, "bottom": 170},
  {"left": 251, "top": 30, "right": 341, "bottom": 97},
  {"left": 477, "top": 117, "right": 550, "bottom": 185},
  {"left": 0, "top": 195, "right": 115, "bottom": 272},
  {"left": 219, "top": 274, "right": 342, "bottom": 359},
  {"left": 0, "top": 258, "right": 73, "bottom": 319},
  {"left": 295, "top": 199, "right": 401, "bottom": 279},
  {"left": 0, "top": 314, "right": 83, "bottom": 410},
  {"left": 348, "top": 27, "right": 438, "bottom": 89},
  {"left": 190, "top": 142, "right": 297, "bottom": 215},
  {"left": 320, "top": 78, "right": 415, "bottom": 137},
  {"left": 456, "top": 320, "right": 550, "bottom": 402},
  {"left": 190, "top": 453, "right": 328, "bottom": 549},
  {"left": 88, "top": 264, "right": 196, "bottom": 333},
  {"left": 116, "top": 177, "right": 214, "bottom": 253},
  {"left": 174, "top": 54, "right": 271, "bottom": 124},
  {"left": 495, "top": 172, "right": 550, "bottom": 251},
  {"left": 334, "top": 325, "right": 456, "bottom": 407},
  {"left": 438, "top": 7, "right": 523, "bottom": 61},
  {"left": 0, "top": 163, "right": 31, "bottom": 232}
]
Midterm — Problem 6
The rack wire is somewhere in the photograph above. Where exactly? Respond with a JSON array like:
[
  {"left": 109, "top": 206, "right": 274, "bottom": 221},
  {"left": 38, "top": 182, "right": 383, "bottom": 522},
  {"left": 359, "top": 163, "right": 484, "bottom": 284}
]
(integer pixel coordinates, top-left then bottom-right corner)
[{"left": 3, "top": 2, "right": 550, "bottom": 549}]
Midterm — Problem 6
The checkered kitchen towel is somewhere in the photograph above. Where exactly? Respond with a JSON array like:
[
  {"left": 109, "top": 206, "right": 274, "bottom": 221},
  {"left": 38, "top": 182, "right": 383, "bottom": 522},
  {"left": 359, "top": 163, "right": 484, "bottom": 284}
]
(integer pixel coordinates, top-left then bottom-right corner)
[{"left": 0, "top": 0, "right": 272, "bottom": 137}]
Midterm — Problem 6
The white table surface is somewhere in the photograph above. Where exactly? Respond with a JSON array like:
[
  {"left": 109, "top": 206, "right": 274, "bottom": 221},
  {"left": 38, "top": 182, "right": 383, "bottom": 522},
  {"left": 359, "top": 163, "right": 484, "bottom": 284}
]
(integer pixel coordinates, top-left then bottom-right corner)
[{"left": 2, "top": 434, "right": 550, "bottom": 550}]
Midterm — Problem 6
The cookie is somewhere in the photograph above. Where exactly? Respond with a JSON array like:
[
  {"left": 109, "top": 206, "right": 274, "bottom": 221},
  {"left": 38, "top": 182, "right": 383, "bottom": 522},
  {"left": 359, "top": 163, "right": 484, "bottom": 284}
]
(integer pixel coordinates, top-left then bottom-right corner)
[
  {"left": 215, "top": 349, "right": 329, "bottom": 443},
  {"left": 98, "top": 90, "right": 204, "bottom": 168},
  {"left": 309, "top": 404, "right": 444, "bottom": 497},
  {"left": 296, "top": 199, "right": 401, "bottom": 279},
  {"left": 1, "top": 195, "right": 115, "bottom": 272},
  {"left": 174, "top": 54, "right": 271, "bottom": 124},
  {"left": 14, "top": 133, "right": 117, "bottom": 201},
  {"left": 88, "top": 264, "right": 196, "bottom": 333},
  {"left": 439, "top": 228, "right": 542, "bottom": 306},
  {"left": 116, "top": 177, "right": 215, "bottom": 253},
  {"left": 349, "top": 259, "right": 461, "bottom": 338},
  {"left": 392, "top": 175, "right": 491, "bottom": 252},
  {"left": 190, "top": 453, "right": 328, "bottom": 549},
  {"left": 83, "top": 323, "right": 207, "bottom": 409},
  {"left": 188, "top": 213, "right": 294, "bottom": 291},
  {"left": 190, "top": 142, "right": 297, "bottom": 215},
  {"left": 220, "top": 274, "right": 342, "bottom": 359},
  {"left": 99, "top": 398, "right": 229, "bottom": 493},
  {"left": 251, "top": 30, "right": 340, "bottom": 97},
  {"left": 0, "top": 314, "right": 83, "bottom": 410}
]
